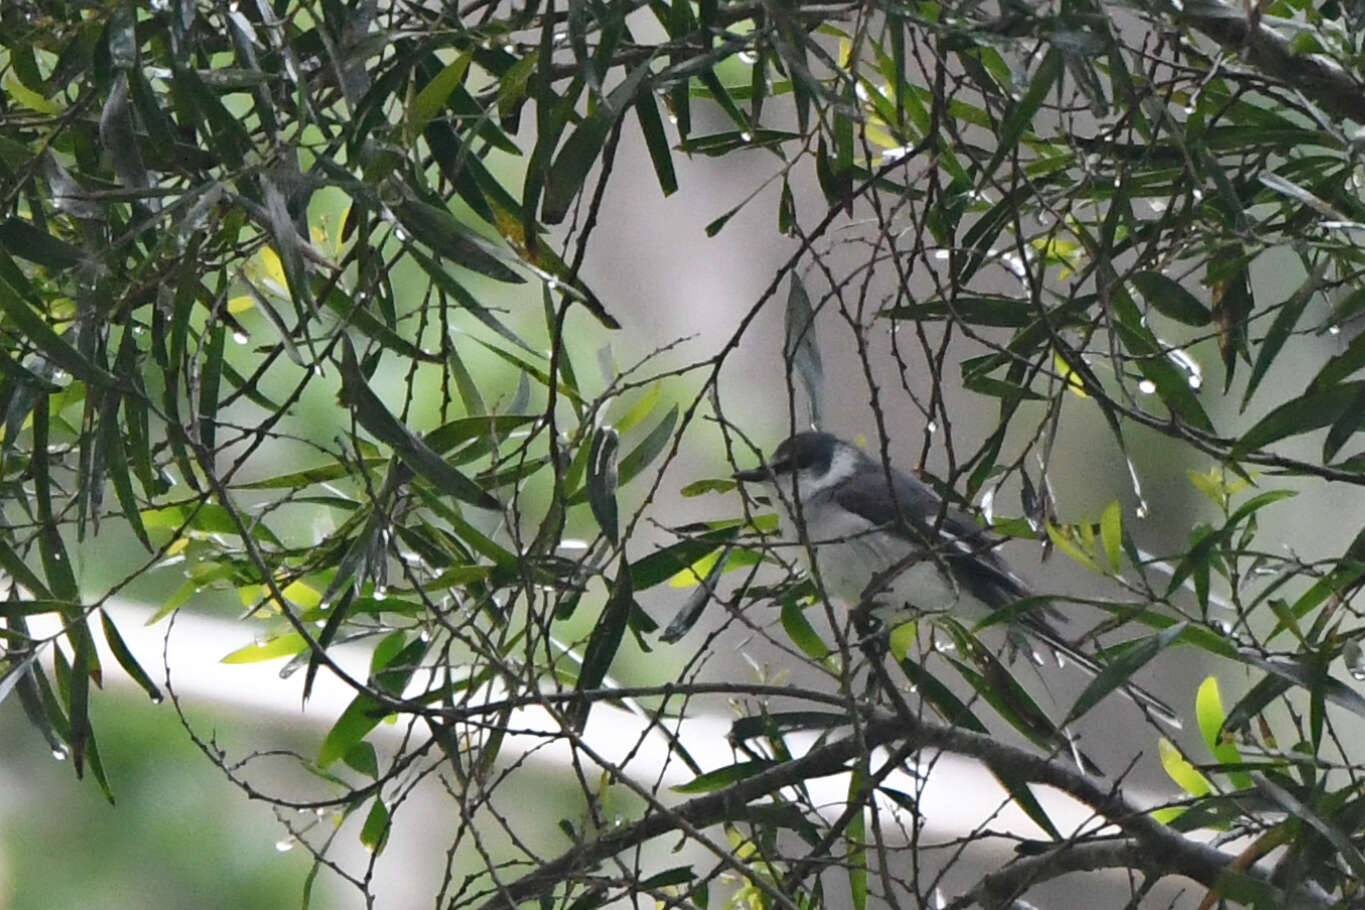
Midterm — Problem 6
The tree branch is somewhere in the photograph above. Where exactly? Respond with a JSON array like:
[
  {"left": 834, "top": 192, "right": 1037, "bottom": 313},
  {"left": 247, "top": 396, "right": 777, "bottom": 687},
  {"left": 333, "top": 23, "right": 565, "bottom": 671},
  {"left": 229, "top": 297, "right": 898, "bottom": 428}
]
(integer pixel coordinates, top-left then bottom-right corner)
[
  {"left": 472, "top": 712, "right": 1330, "bottom": 910},
  {"left": 1182, "top": 0, "right": 1365, "bottom": 124}
]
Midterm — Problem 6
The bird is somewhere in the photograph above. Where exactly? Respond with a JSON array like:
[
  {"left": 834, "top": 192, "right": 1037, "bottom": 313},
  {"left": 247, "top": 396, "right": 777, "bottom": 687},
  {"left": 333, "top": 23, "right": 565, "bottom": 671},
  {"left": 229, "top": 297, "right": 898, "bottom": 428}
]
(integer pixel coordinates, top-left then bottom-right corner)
[{"left": 732, "top": 430, "right": 1181, "bottom": 728}]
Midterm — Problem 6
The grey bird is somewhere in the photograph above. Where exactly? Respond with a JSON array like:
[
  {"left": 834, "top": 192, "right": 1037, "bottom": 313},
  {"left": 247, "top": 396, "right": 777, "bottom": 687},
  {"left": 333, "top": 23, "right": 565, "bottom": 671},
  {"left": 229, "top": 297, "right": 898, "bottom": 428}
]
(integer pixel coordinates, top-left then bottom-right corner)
[{"left": 733, "top": 431, "right": 1181, "bottom": 728}]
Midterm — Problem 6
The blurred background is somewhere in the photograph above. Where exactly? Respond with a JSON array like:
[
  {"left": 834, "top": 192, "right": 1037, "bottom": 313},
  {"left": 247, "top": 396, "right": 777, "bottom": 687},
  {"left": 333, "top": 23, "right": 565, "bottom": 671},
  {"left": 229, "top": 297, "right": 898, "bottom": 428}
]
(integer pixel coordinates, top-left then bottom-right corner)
[{"left": 2, "top": 31, "right": 1357, "bottom": 910}]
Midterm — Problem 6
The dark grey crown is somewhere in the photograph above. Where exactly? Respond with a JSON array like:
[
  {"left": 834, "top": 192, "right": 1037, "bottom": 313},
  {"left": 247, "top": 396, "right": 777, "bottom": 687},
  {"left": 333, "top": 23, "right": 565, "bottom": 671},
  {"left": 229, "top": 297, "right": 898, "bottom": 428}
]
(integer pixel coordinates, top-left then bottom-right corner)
[{"left": 735, "top": 431, "right": 845, "bottom": 481}]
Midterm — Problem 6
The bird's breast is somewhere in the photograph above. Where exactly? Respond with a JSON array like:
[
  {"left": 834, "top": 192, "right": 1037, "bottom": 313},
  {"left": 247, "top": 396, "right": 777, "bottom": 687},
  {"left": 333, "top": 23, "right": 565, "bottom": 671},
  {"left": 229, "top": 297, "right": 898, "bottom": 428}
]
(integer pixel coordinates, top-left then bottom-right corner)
[{"left": 781, "top": 499, "right": 972, "bottom": 615}]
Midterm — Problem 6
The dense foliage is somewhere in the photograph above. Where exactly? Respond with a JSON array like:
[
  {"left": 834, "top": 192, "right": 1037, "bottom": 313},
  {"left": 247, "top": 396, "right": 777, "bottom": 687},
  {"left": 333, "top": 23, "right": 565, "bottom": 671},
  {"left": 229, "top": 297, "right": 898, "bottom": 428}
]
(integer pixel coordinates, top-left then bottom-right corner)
[{"left": 6, "top": 0, "right": 1365, "bottom": 907}]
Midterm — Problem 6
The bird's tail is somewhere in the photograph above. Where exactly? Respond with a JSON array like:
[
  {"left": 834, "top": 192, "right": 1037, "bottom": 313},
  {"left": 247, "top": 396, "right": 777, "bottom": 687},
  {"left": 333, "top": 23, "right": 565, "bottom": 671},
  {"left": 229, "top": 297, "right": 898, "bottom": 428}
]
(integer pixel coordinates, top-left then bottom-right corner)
[{"left": 1021, "top": 617, "right": 1183, "bottom": 729}]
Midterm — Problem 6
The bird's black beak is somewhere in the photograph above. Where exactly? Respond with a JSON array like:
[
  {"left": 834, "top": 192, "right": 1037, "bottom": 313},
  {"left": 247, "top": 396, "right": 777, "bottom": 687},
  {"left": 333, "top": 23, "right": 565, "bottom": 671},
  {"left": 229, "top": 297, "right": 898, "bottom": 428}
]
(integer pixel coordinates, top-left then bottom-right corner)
[{"left": 732, "top": 465, "right": 770, "bottom": 483}]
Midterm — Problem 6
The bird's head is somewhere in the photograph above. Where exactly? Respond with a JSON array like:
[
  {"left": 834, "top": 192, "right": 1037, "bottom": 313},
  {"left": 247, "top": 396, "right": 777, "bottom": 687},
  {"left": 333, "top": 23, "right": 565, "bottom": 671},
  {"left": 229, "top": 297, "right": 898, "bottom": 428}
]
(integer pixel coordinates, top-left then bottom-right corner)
[{"left": 733, "top": 431, "right": 867, "bottom": 500}]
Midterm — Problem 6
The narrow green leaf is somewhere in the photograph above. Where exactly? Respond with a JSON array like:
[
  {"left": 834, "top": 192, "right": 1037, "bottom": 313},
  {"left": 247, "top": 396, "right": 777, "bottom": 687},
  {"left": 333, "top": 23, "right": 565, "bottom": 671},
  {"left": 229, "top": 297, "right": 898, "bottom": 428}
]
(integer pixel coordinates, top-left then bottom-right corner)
[
  {"left": 1232, "top": 381, "right": 1365, "bottom": 458},
  {"left": 634, "top": 91, "right": 677, "bottom": 196},
  {"left": 447, "top": 341, "right": 486, "bottom": 416},
  {"left": 1323, "top": 382, "right": 1365, "bottom": 462},
  {"left": 1254, "top": 771, "right": 1365, "bottom": 883},
  {"left": 671, "top": 759, "right": 775, "bottom": 794},
  {"left": 1196, "top": 675, "right": 1253, "bottom": 790},
  {"left": 1242, "top": 264, "right": 1323, "bottom": 411},
  {"left": 172, "top": 65, "right": 250, "bottom": 168},
  {"left": 729, "top": 712, "right": 848, "bottom": 741},
  {"left": 393, "top": 194, "right": 525, "bottom": 284},
  {"left": 1238, "top": 653, "right": 1365, "bottom": 723},
  {"left": 426, "top": 415, "right": 539, "bottom": 460},
  {"left": 587, "top": 427, "right": 620, "bottom": 543},
  {"left": 318, "top": 637, "right": 427, "bottom": 767},
  {"left": 1065, "top": 623, "right": 1186, "bottom": 723},
  {"left": 982, "top": 49, "right": 1060, "bottom": 183},
  {"left": 304, "top": 588, "right": 360, "bottom": 703},
  {"left": 69, "top": 619, "right": 93, "bottom": 777},
  {"left": 630, "top": 531, "right": 734, "bottom": 589},
  {"left": 322, "top": 286, "right": 434, "bottom": 363},
  {"left": 543, "top": 61, "right": 654, "bottom": 224},
  {"left": 99, "top": 611, "right": 162, "bottom": 702},
  {"left": 234, "top": 459, "right": 376, "bottom": 490},
  {"left": 1099, "top": 501, "right": 1123, "bottom": 574},
  {"left": 337, "top": 339, "right": 500, "bottom": 511},
  {"left": 846, "top": 769, "right": 868, "bottom": 910},
  {"left": 343, "top": 742, "right": 379, "bottom": 778},
  {"left": 1157, "top": 737, "right": 1211, "bottom": 797},
  {"left": 784, "top": 275, "right": 824, "bottom": 426},
  {"left": 103, "top": 361, "right": 150, "bottom": 550},
  {"left": 408, "top": 51, "right": 473, "bottom": 141},
  {"left": 0, "top": 539, "right": 50, "bottom": 599},
  {"left": 1113, "top": 321, "right": 1215, "bottom": 433},
  {"left": 899, "top": 656, "right": 993, "bottom": 734},
  {"left": 0, "top": 646, "right": 48, "bottom": 710},
  {"left": 569, "top": 556, "right": 633, "bottom": 730},
  {"left": 0, "top": 219, "right": 83, "bottom": 270},
  {"left": 12, "top": 653, "right": 64, "bottom": 757},
  {"left": 0, "top": 276, "right": 117, "bottom": 388},
  {"left": 221, "top": 632, "right": 307, "bottom": 663},
  {"left": 360, "top": 797, "right": 390, "bottom": 854},
  {"left": 660, "top": 544, "right": 734, "bottom": 643},
  {"left": 1045, "top": 522, "right": 1100, "bottom": 573},
  {"left": 613, "top": 382, "right": 661, "bottom": 434},
  {"left": 197, "top": 321, "right": 225, "bottom": 452},
  {"left": 616, "top": 404, "right": 678, "bottom": 486},
  {"left": 32, "top": 400, "right": 78, "bottom": 602},
  {"left": 407, "top": 246, "right": 534, "bottom": 352},
  {"left": 780, "top": 596, "right": 831, "bottom": 660},
  {"left": 778, "top": 179, "right": 796, "bottom": 235},
  {"left": 1130, "top": 271, "right": 1211, "bottom": 327}
]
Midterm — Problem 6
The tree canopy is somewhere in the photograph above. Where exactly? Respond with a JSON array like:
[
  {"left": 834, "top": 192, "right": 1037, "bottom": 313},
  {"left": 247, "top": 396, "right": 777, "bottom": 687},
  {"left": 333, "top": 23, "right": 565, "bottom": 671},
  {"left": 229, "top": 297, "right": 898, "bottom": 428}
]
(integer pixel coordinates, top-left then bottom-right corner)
[{"left": 4, "top": 0, "right": 1365, "bottom": 907}]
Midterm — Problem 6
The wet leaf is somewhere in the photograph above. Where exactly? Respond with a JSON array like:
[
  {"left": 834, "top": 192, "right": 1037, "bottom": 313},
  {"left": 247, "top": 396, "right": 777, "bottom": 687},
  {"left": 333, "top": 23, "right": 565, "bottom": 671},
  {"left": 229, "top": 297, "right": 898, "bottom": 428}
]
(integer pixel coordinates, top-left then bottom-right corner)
[
  {"left": 221, "top": 632, "right": 307, "bottom": 663},
  {"left": 1242, "top": 263, "right": 1324, "bottom": 411},
  {"left": 634, "top": 91, "right": 677, "bottom": 197}
]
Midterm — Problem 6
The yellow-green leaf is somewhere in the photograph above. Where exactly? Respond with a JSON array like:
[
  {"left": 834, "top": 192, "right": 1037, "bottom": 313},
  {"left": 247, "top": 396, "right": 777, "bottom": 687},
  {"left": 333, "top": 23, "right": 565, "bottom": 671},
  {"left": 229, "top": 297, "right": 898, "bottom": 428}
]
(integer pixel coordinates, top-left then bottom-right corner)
[
  {"left": 1196, "top": 676, "right": 1253, "bottom": 789},
  {"left": 1158, "top": 737, "right": 1211, "bottom": 797},
  {"left": 407, "top": 51, "right": 473, "bottom": 142},
  {"left": 221, "top": 632, "right": 307, "bottom": 663},
  {"left": 1045, "top": 523, "right": 1099, "bottom": 573},
  {"left": 1100, "top": 500, "right": 1123, "bottom": 574}
]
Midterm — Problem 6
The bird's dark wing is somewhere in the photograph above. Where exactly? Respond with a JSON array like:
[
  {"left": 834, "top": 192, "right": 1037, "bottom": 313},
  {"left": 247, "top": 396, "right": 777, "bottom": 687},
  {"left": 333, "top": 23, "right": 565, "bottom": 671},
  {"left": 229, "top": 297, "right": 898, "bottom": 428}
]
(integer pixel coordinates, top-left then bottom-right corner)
[
  {"left": 831, "top": 464, "right": 1026, "bottom": 608},
  {"left": 833, "top": 464, "right": 1182, "bottom": 728}
]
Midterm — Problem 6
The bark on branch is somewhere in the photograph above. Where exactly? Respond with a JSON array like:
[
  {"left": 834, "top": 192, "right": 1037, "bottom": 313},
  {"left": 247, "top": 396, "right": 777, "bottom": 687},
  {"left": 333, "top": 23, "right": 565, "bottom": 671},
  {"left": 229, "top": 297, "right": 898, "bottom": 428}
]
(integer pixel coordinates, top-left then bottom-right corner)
[{"left": 471, "top": 711, "right": 1328, "bottom": 910}]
